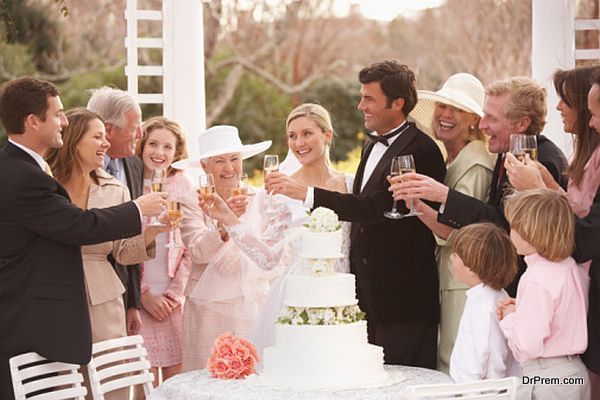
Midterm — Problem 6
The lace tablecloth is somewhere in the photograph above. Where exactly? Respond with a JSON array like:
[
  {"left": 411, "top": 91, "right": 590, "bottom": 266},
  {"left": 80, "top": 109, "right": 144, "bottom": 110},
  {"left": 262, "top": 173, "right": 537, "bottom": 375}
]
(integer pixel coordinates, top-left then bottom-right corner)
[{"left": 148, "top": 365, "right": 452, "bottom": 400}]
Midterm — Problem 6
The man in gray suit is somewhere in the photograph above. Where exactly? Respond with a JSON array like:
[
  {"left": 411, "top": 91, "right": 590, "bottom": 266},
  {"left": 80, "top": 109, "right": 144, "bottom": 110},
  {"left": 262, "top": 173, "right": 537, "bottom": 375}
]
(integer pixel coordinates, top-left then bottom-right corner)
[{"left": 87, "top": 87, "right": 145, "bottom": 335}]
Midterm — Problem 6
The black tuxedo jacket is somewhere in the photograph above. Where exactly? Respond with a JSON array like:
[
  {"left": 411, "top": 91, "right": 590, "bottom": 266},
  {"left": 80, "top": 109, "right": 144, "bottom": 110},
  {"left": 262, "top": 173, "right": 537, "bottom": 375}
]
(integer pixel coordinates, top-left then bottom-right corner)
[
  {"left": 439, "top": 135, "right": 567, "bottom": 230},
  {"left": 576, "top": 185, "right": 600, "bottom": 373},
  {"left": 0, "top": 143, "right": 141, "bottom": 395},
  {"left": 438, "top": 134, "right": 568, "bottom": 295},
  {"left": 109, "top": 156, "right": 144, "bottom": 309},
  {"left": 314, "top": 123, "right": 446, "bottom": 324}
]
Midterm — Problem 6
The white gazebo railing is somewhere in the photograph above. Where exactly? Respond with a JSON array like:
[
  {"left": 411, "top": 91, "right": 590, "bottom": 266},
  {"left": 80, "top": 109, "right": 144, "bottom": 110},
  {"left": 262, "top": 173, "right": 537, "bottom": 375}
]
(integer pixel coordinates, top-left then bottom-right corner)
[
  {"left": 125, "top": 0, "right": 206, "bottom": 161},
  {"left": 575, "top": 18, "right": 600, "bottom": 61}
]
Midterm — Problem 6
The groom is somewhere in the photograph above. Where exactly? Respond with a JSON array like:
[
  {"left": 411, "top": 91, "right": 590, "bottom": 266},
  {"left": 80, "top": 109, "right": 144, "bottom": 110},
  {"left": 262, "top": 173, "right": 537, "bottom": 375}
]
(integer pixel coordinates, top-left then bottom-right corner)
[{"left": 267, "top": 60, "right": 445, "bottom": 368}]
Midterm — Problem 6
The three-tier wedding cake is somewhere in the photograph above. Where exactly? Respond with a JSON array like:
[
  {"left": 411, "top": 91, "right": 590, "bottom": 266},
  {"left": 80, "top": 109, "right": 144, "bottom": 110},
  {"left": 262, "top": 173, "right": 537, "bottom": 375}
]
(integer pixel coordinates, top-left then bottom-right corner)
[{"left": 259, "top": 207, "right": 390, "bottom": 390}]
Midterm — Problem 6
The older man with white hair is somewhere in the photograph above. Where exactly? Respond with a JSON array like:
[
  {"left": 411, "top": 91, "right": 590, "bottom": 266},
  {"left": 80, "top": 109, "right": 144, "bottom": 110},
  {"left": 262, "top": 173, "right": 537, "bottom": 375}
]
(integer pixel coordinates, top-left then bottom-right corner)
[{"left": 87, "top": 87, "right": 145, "bottom": 335}]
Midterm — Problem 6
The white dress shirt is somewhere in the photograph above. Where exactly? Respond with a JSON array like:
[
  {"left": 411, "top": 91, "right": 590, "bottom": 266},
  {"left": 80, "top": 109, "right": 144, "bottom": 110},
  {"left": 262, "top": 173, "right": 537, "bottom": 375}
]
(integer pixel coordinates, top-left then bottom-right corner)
[
  {"left": 450, "top": 283, "right": 520, "bottom": 383},
  {"left": 9, "top": 139, "right": 47, "bottom": 171},
  {"left": 304, "top": 122, "right": 408, "bottom": 207}
]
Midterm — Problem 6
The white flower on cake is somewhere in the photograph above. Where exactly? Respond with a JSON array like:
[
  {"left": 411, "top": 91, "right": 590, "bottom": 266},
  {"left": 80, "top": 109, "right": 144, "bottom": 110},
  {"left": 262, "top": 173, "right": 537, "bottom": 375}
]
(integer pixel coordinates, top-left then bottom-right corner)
[
  {"left": 277, "top": 305, "right": 365, "bottom": 325},
  {"left": 304, "top": 207, "right": 341, "bottom": 233},
  {"left": 308, "top": 258, "right": 336, "bottom": 275}
]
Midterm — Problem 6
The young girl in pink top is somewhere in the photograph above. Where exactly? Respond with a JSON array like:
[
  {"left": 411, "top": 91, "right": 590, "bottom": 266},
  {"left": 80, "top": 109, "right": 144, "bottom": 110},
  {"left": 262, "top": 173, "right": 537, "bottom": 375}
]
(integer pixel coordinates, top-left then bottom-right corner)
[
  {"left": 135, "top": 117, "right": 192, "bottom": 396},
  {"left": 498, "top": 189, "right": 590, "bottom": 399}
]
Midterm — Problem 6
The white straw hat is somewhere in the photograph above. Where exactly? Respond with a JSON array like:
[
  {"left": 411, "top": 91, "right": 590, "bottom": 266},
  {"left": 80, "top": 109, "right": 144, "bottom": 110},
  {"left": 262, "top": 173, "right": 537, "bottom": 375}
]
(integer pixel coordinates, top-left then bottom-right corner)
[
  {"left": 409, "top": 73, "right": 485, "bottom": 136},
  {"left": 172, "top": 125, "right": 272, "bottom": 169}
]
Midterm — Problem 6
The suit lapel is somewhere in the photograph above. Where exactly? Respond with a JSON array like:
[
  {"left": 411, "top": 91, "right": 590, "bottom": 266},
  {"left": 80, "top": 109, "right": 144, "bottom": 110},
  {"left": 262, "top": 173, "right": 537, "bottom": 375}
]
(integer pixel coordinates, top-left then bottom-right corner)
[
  {"left": 361, "top": 125, "right": 417, "bottom": 194},
  {"left": 353, "top": 141, "right": 375, "bottom": 195},
  {"left": 5, "top": 142, "right": 72, "bottom": 200},
  {"left": 489, "top": 154, "right": 504, "bottom": 206},
  {"left": 122, "top": 157, "right": 143, "bottom": 199}
]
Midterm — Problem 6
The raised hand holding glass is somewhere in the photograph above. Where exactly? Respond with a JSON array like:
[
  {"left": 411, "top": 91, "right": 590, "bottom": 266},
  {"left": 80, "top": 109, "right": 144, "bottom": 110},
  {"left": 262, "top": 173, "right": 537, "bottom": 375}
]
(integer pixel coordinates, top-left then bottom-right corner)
[
  {"left": 199, "top": 173, "right": 217, "bottom": 231},
  {"left": 384, "top": 154, "right": 422, "bottom": 219},
  {"left": 148, "top": 168, "right": 166, "bottom": 226}
]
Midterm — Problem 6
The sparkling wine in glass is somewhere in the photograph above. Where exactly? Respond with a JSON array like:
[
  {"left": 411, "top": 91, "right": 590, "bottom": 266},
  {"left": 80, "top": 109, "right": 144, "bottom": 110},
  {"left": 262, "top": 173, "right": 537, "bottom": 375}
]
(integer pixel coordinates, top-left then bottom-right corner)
[
  {"left": 510, "top": 134, "right": 538, "bottom": 162},
  {"left": 199, "top": 173, "right": 217, "bottom": 231},
  {"left": 165, "top": 200, "right": 183, "bottom": 248},
  {"left": 232, "top": 173, "right": 249, "bottom": 197},
  {"left": 384, "top": 157, "right": 403, "bottom": 219},
  {"left": 384, "top": 154, "right": 421, "bottom": 219},
  {"left": 148, "top": 169, "right": 166, "bottom": 226},
  {"left": 263, "top": 155, "right": 279, "bottom": 212}
]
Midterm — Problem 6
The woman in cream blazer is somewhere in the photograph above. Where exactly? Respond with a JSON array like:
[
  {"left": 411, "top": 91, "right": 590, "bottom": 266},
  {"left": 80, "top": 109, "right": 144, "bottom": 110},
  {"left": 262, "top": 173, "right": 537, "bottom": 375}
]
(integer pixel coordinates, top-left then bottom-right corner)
[{"left": 47, "top": 108, "right": 166, "bottom": 400}]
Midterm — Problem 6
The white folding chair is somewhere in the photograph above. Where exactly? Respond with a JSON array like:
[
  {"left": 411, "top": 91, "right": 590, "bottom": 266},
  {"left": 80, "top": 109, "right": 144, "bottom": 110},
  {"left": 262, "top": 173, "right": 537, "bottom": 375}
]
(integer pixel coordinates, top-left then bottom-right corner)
[
  {"left": 86, "top": 335, "right": 154, "bottom": 400},
  {"left": 404, "top": 376, "right": 519, "bottom": 400},
  {"left": 9, "top": 352, "right": 87, "bottom": 400}
]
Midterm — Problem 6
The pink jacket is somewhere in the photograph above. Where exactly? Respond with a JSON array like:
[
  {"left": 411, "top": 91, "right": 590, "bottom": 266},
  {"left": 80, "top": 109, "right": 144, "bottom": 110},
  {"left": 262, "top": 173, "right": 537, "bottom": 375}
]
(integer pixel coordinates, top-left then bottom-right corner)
[{"left": 140, "top": 171, "right": 192, "bottom": 305}]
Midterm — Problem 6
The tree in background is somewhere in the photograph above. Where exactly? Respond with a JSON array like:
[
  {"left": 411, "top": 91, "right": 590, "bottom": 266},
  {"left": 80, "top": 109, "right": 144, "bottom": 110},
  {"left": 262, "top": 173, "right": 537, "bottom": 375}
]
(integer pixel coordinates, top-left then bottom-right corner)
[
  {"left": 390, "top": 0, "right": 532, "bottom": 90},
  {"left": 5, "top": 0, "right": 588, "bottom": 164}
]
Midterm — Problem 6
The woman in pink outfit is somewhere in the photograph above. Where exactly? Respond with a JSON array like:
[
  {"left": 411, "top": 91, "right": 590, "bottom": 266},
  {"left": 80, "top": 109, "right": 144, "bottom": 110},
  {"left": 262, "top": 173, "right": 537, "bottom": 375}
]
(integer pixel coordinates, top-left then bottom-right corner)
[
  {"left": 135, "top": 117, "right": 192, "bottom": 391},
  {"left": 173, "top": 125, "right": 273, "bottom": 372}
]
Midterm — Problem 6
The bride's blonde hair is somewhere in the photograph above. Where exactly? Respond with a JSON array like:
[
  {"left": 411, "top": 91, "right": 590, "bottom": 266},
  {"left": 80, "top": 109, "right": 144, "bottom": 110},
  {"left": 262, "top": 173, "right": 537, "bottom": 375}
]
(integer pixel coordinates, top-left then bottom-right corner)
[{"left": 286, "top": 103, "right": 336, "bottom": 165}]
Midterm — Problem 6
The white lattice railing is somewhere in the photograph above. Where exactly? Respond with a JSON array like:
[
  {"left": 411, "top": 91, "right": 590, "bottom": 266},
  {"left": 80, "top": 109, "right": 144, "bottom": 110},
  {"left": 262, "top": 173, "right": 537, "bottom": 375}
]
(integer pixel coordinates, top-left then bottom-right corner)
[
  {"left": 124, "top": 0, "right": 166, "bottom": 105},
  {"left": 574, "top": 18, "right": 600, "bottom": 60},
  {"left": 123, "top": 0, "right": 207, "bottom": 162}
]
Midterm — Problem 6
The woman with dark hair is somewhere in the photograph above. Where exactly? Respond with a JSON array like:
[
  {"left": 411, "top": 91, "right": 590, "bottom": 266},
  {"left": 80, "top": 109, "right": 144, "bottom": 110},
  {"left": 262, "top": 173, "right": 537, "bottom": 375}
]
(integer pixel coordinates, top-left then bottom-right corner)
[
  {"left": 505, "top": 65, "right": 600, "bottom": 223},
  {"left": 46, "top": 108, "right": 166, "bottom": 400},
  {"left": 505, "top": 64, "right": 600, "bottom": 399}
]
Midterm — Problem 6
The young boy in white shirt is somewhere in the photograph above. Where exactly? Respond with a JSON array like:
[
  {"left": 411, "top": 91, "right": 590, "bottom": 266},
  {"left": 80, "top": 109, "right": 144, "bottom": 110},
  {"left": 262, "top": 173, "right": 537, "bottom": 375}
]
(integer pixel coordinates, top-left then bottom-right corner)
[{"left": 449, "top": 222, "right": 520, "bottom": 382}]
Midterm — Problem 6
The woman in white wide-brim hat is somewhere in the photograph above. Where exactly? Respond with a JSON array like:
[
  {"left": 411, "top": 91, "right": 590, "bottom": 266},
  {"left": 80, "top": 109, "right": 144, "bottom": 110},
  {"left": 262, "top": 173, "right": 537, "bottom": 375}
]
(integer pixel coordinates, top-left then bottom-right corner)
[
  {"left": 173, "top": 125, "right": 274, "bottom": 371},
  {"left": 393, "top": 73, "right": 495, "bottom": 374},
  {"left": 195, "top": 104, "right": 353, "bottom": 355}
]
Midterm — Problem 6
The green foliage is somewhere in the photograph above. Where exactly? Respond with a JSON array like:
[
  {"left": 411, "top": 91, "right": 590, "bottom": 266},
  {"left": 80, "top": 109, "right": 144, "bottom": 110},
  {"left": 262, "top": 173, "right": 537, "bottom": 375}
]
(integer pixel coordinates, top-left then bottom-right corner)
[
  {"left": 2, "top": 0, "right": 63, "bottom": 74},
  {"left": 56, "top": 67, "right": 162, "bottom": 118},
  {"left": 299, "top": 78, "right": 364, "bottom": 162},
  {"left": 56, "top": 67, "right": 127, "bottom": 109},
  {"left": 209, "top": 70, "right": 292, "bottom": 174},
  {"left": 0, "top": 21, "right": 36, "bottom": 78}
]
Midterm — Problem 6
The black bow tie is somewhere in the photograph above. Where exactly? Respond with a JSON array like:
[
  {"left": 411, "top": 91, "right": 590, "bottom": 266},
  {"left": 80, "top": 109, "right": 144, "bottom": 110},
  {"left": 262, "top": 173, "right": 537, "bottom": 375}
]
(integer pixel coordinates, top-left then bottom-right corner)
[{"left": 367, "top": 124, "right": 407, "bottom": 147}]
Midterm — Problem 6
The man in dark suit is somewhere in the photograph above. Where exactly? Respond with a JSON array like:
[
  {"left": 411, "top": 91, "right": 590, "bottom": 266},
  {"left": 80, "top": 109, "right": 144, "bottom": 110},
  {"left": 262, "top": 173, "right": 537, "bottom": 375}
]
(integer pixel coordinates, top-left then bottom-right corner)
[
  {"left": 390, "top": 76, "right": 568, "bottom": 296},
  {"left": 87, "top": 87, "right": 144, "bottom": 335},
  {"left": 267, "top": 61, "right": 446, "bottom": 368},
  {"left": 0, "top": 77, "right": 161, "bottom": 399},
  {"left": 580, "top": 73, "right": 600, "bottom": 395}
]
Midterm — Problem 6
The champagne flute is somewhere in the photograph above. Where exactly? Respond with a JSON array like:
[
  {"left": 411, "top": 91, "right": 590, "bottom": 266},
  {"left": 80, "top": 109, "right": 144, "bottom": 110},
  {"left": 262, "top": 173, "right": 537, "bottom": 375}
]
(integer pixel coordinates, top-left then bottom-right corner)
[
  {"left": 148, "top": 168, "right": 166, "bottom": 226},
  {"left": 510, "top": 134, "right": 538, "bottom": 161},
  {"left": 199, "top": 173, "right": 217, "bottom": 231},
  {"left": 232, "top": 173, "right": 249, "bottom": 197},
  {"left": 263, "top": 155, "right": 279, "bottom": 212},
  {"left": 384, "top": 157, "right": 403, "bottom": 219},
  {"left": 384, "top": 155, "right": 422, "bottom": 219},
  {"left": 165, "top": 200, "right": 183, "bottom": 248}
]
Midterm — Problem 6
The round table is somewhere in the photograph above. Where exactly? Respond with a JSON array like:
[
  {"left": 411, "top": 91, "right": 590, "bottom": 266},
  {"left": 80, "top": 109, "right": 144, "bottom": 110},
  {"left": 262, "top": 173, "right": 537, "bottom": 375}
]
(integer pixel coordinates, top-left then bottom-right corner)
[{"left": 148, "top": 365, "right": 452, "bottom": 400}]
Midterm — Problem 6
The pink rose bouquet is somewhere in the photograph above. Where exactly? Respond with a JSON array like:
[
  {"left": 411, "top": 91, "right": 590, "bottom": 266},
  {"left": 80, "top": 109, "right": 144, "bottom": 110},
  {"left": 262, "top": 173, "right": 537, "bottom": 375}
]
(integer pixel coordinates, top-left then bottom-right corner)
[{"left": 207, "top": 332, "right": 259, "bottom": 379}]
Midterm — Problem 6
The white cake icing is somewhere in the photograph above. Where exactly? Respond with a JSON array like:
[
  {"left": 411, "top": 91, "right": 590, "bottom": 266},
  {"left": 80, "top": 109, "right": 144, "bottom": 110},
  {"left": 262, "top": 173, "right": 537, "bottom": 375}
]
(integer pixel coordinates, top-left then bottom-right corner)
[
  {"left": 300, "top": 229, "right": 343, "bottom": 259},
  {"left": 259, "top": 207, "right": 390, "bottom": 390},
  {"left": 272, "top": 321, "right": 369, "bottom": 351},
  {"left": 283, "top": 274, "right": 357, "bottom": 308},
  {"left": 261, "top": 341, "right": 389, "bottom": 390}
]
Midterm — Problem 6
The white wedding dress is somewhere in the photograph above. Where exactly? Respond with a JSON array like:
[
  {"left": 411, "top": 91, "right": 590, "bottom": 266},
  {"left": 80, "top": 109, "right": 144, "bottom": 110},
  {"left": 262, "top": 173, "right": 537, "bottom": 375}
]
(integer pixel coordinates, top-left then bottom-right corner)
[{"left": 226, "top": 175, "right": 353, "bottom": 357}]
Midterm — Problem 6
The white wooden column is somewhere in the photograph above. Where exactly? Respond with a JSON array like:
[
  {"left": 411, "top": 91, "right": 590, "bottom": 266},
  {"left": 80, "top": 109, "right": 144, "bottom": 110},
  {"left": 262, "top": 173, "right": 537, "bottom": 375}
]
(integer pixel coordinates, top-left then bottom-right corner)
[
  {"left": 163, "top": 0, "right": 207, "bottom": 163},
  {"left": 532, "top": 0, "right": 575, "bottom": 158}
]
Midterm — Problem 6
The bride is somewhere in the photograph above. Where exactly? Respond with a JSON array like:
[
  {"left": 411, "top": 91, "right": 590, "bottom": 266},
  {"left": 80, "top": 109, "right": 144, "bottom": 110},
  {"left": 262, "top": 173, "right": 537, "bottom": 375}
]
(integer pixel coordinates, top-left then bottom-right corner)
[{"left": 199, "top": 103, "right": 352, "bottom": 352}]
